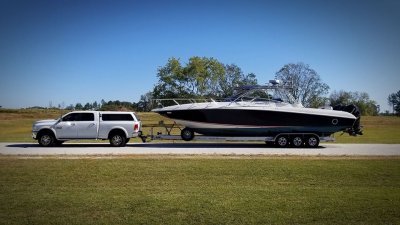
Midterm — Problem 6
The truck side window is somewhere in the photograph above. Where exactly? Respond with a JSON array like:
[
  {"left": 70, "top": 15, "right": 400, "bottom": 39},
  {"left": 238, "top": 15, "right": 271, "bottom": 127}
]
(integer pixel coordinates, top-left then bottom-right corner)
[
  {"left": 102, "top": 114, "right": 133, "bottom": 121},
  {"left": 62, "top": 113, "right": 94, "bottom": 121},
  {"left": 77, "top": 113, "right": 95, "bottom": 121},
  {"left": 62, "top": 113, "right": 78, "bottom": 121}
]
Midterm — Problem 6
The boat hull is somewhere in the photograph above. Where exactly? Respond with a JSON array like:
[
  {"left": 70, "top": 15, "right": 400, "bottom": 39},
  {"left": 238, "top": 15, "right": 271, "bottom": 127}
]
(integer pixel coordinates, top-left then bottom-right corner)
[{"left": 156, "top": 108, "right": 356, "bottom": 137}]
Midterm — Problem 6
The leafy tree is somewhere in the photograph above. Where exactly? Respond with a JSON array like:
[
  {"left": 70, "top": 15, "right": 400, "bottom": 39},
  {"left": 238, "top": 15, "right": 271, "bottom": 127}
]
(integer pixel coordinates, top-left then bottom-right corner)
[
  {"left": 218, "top": 64, "right": 257, "bottom": 98},
  {"left": 330, "top": 90, "right": 379, "bottom": 116},
  {"left": 153, "top": 57, "right": 257, "bottom": 99},
  {"left": 99, "top": 100, "right": 136, "bottom": 111},
  {"left": 153, "top": 57, "right": 188, "bottom": 99},
  {"left": 101, "top": 99, "right": 106, "bottom": 107},
  {"left": 75, "top": 103, "right": 83, "bottom": 110},
  {"left": 329, "top": 90, "right": 353, "bottom": 106},
  {"left": 275, "top": 63, "right": 329, "bottom": 107},
  {"left": 388, "top": 90, "right": 400, "bottom": 115},
  {"left": 93, "top": 101, "right": 98, "bottom": 110},
  {"left": 137, "top": 91, "right": 154, "bottom": 112},
  {"left": 185, "top": 57, "right": 225, "bottom": 97},
  {"left": 83, "top": 103, "right": 92, "bottom": 110}
]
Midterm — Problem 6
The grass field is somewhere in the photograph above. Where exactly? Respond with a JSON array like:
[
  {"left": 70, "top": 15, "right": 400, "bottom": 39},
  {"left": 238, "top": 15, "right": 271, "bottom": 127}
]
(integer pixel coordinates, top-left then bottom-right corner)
[
  {"left": 1, "top": 108, "right": 399, "bottom": 143},
  {"left": 334, "top": 116, "right": 400, "bottom": 143},
  {"left": 1, "top": 109, "right": 399, "bottom": 224},
  {"left": 0, "top": 156, "right": 399, "bottom": 225}
]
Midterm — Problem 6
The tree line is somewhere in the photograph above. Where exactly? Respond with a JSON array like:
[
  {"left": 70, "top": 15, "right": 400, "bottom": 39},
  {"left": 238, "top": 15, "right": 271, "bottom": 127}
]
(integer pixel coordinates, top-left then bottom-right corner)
[
  {"left": 388, "top": 90, "right": 400, "bottom": 115},
  {"left": 35, "top": 57, "right": 399, "bottom": 116},
  {"left": 62, "top": 100, "right": 142, "bottom": 112}
]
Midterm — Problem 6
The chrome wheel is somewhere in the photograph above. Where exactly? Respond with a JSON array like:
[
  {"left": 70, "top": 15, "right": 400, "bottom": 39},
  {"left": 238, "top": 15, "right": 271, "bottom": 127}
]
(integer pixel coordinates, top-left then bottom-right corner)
[
  {"left": 306, "top": 135, "right": 319, "bottom": 148},
  {"left": 38, "top": 133, "right": 54, "bottom": 147},
  {"left": 109, "top": 133, "right": 126, "bottom": 147},
  {"left": 276, "top": 136, "right": 289, "bottom": 147},
  {"left": 292, "top": 136, "right": 303, "bottom": 147}
]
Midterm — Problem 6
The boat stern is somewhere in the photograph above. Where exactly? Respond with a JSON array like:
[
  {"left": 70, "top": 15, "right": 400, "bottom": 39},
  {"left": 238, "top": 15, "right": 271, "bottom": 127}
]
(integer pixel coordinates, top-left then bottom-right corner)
[{"left": 333, "top": 104, "right": 363, "bottom": 136}]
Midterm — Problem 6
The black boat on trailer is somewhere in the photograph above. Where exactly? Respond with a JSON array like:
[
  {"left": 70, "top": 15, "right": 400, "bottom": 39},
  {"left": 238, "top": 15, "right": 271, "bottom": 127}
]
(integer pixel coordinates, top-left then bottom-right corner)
[{"left": 152, "top": 80, "right": 362, "bottom": 147}]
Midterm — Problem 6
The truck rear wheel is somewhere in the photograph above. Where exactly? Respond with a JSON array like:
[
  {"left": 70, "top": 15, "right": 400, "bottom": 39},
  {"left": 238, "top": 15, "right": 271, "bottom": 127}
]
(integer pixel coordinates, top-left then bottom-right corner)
[{"left": 109, "top": 132, "right": 126, "bottom": 147}]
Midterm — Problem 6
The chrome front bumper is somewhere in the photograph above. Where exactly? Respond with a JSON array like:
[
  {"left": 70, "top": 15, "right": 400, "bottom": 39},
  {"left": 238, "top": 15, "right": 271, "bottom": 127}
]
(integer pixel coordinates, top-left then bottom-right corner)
[{"left": 32, "top": 132, "right": 38, "bottom": 140}]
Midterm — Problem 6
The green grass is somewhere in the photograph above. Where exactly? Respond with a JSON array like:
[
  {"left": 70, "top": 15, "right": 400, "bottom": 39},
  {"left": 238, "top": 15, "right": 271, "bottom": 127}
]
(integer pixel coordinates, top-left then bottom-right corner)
[
  {"left": 0, "top": 109, "right": 64, "bottom": 142},
  {"left": 1, "top": 109, "right": 400, "bottom": 143},
  {"left": 0, "top": 156, "right": 399, "bottom": 225},
  {"left": 335, "top": 116, "right": 400, "bottom": 143}
]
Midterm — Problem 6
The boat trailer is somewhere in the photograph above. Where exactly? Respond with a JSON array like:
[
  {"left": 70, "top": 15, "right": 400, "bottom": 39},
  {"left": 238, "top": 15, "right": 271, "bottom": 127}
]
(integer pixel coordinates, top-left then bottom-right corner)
[{"left": 139, "top": 121, "right": 335, "bottom": 148}]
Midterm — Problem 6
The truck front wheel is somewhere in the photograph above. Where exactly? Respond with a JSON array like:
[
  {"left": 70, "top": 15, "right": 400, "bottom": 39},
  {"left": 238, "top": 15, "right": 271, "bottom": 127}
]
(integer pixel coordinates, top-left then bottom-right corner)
[
  {"left": 109, "top": 132, "right": 126, "bottom": 147},
  {"left": 38, "top": 132, "right": 55, "bottom": 147}
]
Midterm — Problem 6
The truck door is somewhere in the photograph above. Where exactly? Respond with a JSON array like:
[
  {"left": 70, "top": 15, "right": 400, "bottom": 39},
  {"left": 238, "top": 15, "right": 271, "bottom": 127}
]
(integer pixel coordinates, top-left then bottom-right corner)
[
  {"left": 56, "top": 113, "right": 79, "bottom": 139},
  {"left": 75, "top": 113, "right": 98, "bottom": 138}
]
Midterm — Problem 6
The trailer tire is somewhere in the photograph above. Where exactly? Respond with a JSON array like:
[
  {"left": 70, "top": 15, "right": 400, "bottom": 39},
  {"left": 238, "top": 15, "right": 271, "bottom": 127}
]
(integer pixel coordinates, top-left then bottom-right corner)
[
  {"left": 305, "top": 135, "right": 319, "bottom": 148},
  {"left": 275, "top": 135, "right": 289, "bottom": 147},
  {"left": 181, "top": 128, "right": 194, "bottom": 141},
  {"left": 291, "top": 136, "right": 303, "bottom": 147}
]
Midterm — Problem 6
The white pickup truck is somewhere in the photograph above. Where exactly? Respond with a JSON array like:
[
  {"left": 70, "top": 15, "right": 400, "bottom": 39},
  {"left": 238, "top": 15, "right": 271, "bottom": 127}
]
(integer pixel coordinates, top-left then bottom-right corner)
[{"left": 32, "top": 111, "right": 141, "bottom": 147}]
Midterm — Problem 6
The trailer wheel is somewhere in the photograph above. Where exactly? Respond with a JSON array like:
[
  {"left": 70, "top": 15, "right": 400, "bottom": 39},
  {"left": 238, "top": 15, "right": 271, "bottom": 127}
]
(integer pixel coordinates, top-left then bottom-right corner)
[
  {"left": 181, "top": 128, "right": 194, "bottom": 141},
  {"left": 291, "top": 136, "right": 303, "bottom": 147},
  {"left": 275, "top": 135, "right": 289, "bottom": 147},
  {"left": 305, "top": 135, "right": 319, "bottom": 148}
]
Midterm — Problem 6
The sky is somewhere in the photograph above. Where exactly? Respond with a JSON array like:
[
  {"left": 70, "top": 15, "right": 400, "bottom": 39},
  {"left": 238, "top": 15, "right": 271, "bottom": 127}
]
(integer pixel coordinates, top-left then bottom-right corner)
[{"left": 0, "top": 0, "right": 399, "bottom": 112}]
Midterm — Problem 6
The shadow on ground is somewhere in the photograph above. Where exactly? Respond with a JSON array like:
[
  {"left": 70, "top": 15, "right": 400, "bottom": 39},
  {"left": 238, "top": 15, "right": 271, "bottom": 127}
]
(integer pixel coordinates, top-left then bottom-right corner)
[{"left": 6, "top": 143, "right": 325, "bottom": 149}]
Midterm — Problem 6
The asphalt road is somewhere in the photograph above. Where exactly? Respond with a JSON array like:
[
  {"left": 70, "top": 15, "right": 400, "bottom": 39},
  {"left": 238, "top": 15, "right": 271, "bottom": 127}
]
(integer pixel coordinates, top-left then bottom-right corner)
[{"left": 0, "top": 143, "right": 399, "bottom": 156}]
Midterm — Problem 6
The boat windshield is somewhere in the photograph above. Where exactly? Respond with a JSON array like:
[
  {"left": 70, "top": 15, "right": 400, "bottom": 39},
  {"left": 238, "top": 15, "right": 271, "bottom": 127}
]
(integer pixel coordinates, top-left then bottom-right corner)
[{"left": 229, "top": 84, "right": 295, "bottom": 104}]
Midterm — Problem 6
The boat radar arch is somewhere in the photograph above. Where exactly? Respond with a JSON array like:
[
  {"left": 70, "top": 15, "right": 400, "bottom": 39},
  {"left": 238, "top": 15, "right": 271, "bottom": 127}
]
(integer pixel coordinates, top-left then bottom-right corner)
[{"left": 269, "top": 79, "right": 280, "bottom": 85}]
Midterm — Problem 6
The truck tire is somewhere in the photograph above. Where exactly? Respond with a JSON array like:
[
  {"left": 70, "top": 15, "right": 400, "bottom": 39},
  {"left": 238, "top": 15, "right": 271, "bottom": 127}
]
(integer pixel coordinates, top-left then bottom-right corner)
[
  {"left": 181, "top": 128, "right": 194, "bottom": 141},
  {"left": 38, "top": 132, "right": 55, "bottom": 147},
  {"left": 109, "top": 132, "right": 126, "bottom": 147}
]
